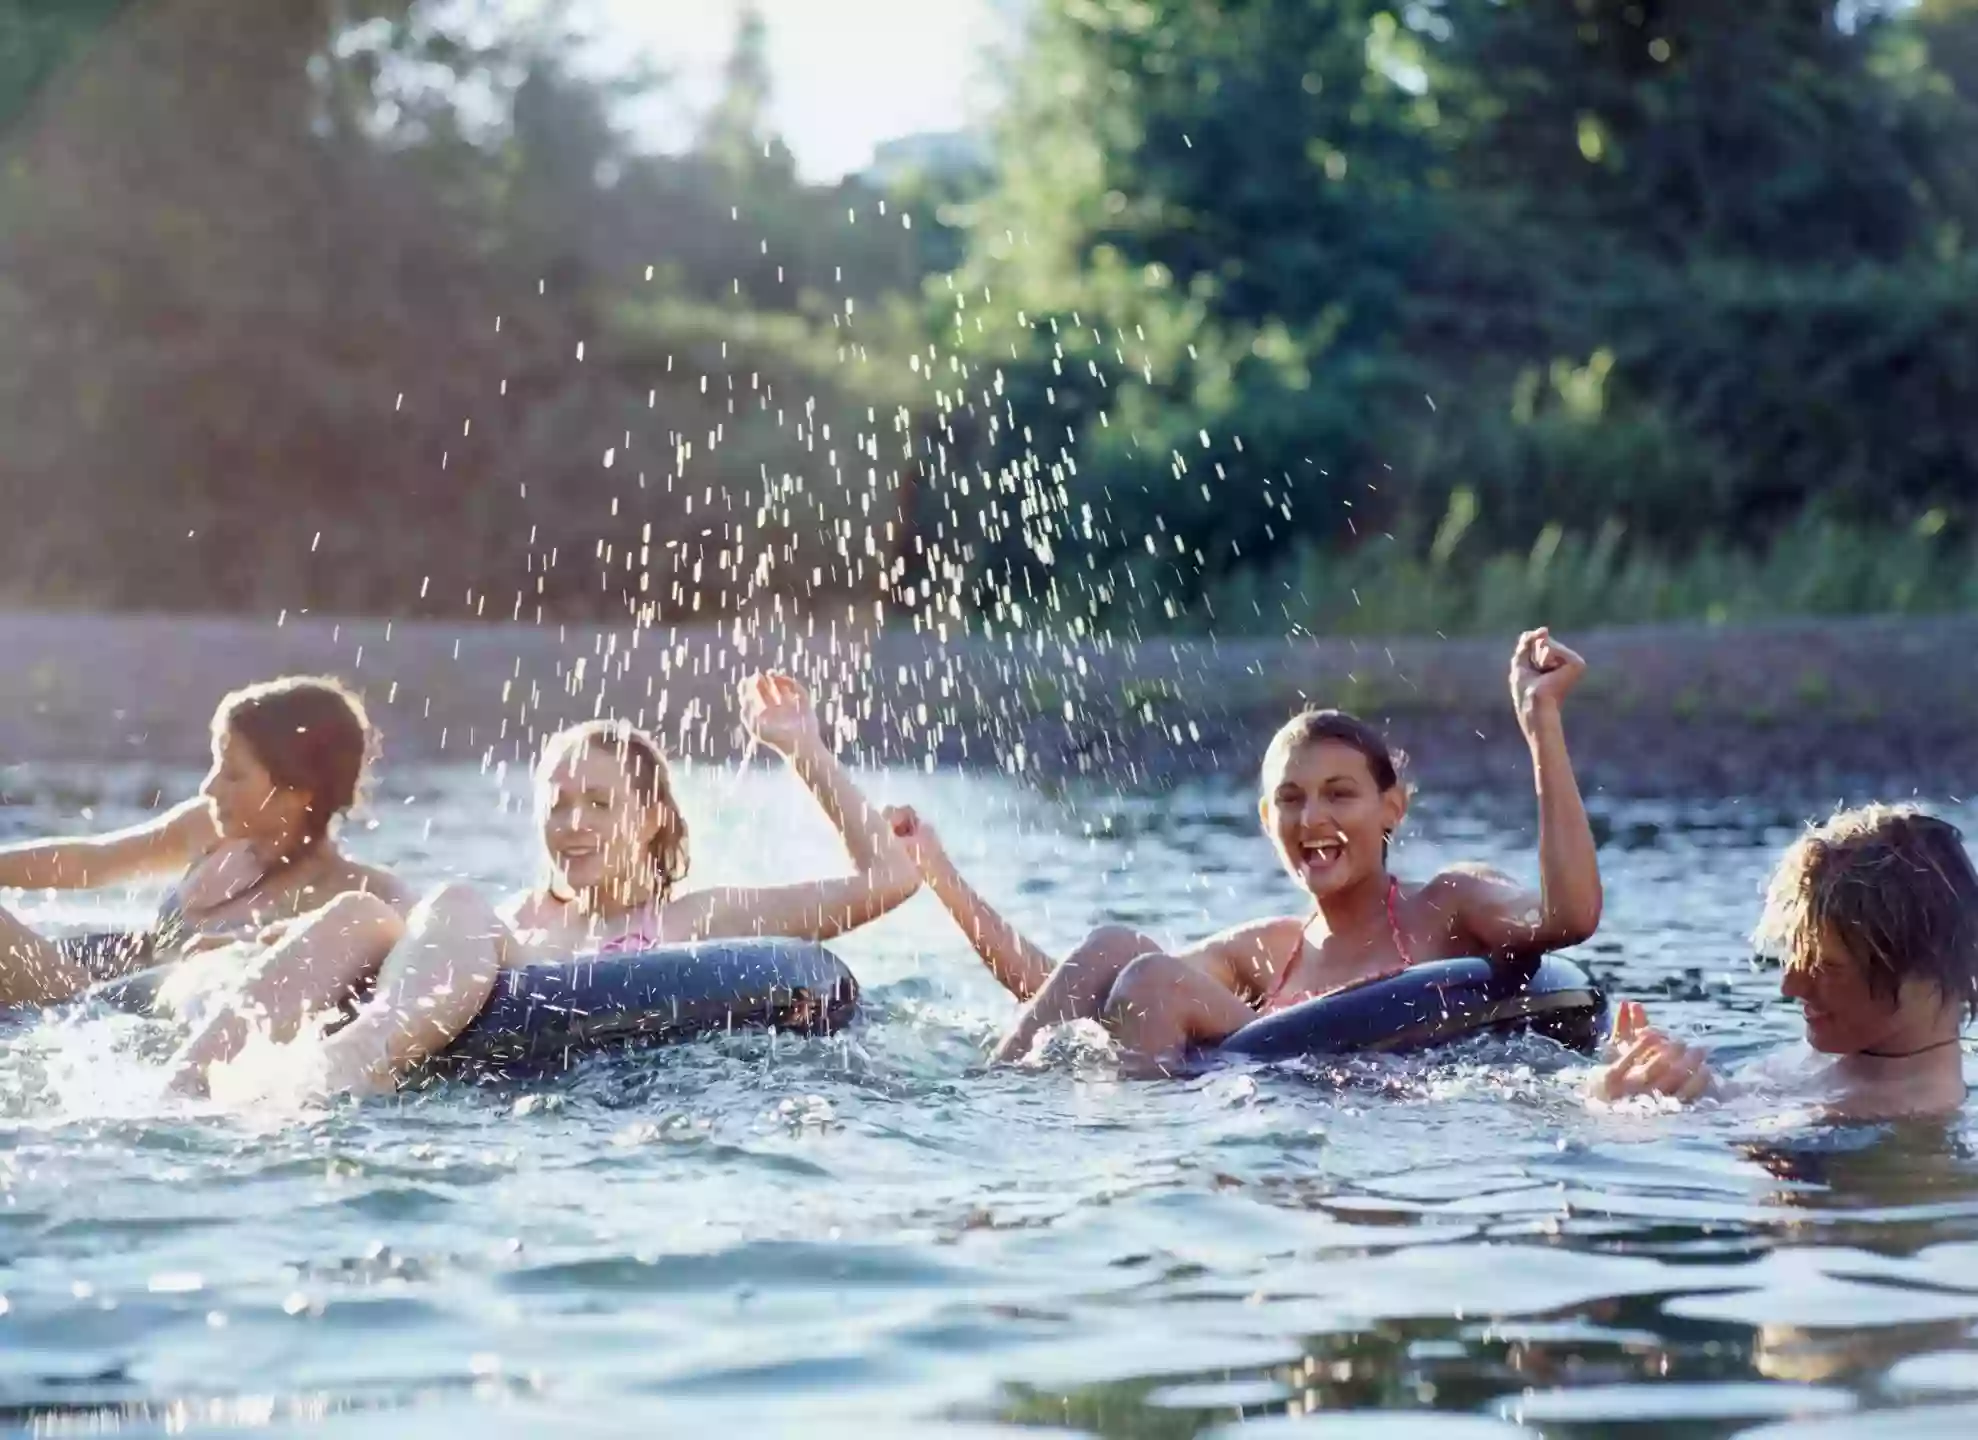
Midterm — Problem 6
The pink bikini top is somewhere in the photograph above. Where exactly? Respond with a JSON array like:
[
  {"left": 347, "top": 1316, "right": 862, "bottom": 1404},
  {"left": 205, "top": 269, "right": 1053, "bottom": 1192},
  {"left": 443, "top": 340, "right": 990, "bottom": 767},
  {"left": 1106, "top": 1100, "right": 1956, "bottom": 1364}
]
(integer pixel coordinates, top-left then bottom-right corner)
[
  {"left": 1261, "top": 877, "right": 1415, "bottom": 1012},
  {"left": 542, "top": 894, "right": 663, "bottom": 958}
]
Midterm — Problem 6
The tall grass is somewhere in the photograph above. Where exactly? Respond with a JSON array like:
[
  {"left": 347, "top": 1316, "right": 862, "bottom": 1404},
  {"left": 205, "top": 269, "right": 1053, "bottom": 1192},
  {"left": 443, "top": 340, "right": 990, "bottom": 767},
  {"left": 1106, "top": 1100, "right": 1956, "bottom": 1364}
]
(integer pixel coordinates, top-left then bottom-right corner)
[{"left": 1192, "top": 510, "right": 1978, "bottom": 637}]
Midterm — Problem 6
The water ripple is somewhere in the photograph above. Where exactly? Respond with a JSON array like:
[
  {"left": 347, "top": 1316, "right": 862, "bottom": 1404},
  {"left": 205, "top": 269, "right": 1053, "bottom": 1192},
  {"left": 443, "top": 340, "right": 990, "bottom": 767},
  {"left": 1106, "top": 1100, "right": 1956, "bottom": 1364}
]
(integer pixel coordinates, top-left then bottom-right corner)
[{"left": 1, "top": 764, "right": 1975, "bottom": 1431}]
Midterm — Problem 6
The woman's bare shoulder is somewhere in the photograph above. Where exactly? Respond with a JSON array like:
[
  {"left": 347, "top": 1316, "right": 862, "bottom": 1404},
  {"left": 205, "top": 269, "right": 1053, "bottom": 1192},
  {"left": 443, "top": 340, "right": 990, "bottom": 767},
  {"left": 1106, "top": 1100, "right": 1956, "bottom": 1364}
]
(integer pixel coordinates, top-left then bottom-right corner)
[
  {"left": 1416, "top": 864, "right": 1521, "bottom": 900},
  {"left": 1410, "top": 866, "right": 1526, "bottom": 934},
  {"left": 1172, "top": 914, "right": 1304, "bottom": 1000},
  {"left": 1197, "top": 913, "right": 1304, "bottom": 951}
]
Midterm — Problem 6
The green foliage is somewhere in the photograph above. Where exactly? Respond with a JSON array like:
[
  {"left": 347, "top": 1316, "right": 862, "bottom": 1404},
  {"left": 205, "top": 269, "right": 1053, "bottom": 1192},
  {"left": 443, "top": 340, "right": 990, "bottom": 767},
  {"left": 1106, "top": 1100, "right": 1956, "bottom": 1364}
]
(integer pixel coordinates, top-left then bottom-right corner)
[
  {"left": 8, "top": 0, "right": 1978, "bottom": 637},
  {"left": 0, "top": 0, "right": 131, "bottom": 130},
  {"left": 915, "top": 0, "right": 1978, "bottom": 638},
  {"left": 0, "top": 0, "right": 926, "bottom": 619},
  {"left": 1436, "top": 1, "right": 1954, "bottom": 263},
  {"left": 1196, "top": 512, "right": 1978, "bottom": 639}
]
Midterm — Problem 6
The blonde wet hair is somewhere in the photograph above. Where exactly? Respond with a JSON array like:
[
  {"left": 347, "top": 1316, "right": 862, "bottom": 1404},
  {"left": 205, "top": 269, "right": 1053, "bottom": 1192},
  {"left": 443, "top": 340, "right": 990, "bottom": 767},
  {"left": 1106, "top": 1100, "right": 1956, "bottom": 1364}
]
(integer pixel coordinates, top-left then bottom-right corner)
[{"left": 1753, "top": 803, "right": 1978, "bottom": 1019}]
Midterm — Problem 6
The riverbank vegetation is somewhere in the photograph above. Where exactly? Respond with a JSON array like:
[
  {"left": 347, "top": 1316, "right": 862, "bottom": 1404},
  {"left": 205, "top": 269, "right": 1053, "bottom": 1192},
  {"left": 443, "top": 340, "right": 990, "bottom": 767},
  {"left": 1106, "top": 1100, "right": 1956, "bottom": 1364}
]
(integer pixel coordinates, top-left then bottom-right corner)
[{"left": 4, "top": 1, "right": 1976, "bottom": 636}]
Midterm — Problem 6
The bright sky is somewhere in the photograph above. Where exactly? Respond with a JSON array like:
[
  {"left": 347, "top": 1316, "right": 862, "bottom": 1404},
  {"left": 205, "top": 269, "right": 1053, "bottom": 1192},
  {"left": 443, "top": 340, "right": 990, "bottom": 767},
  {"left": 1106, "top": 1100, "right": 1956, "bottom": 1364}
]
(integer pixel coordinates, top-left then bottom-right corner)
[{"left": 592, "top": 0, "right": 1006, "bottom": 181}]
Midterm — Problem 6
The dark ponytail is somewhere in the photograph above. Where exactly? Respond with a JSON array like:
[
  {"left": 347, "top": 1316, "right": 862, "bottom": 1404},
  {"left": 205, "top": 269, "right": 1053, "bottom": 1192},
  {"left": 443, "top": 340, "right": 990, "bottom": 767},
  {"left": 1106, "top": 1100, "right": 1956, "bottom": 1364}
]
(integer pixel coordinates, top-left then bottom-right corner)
[{"left": 215, "top": 675, "right": 376, "bottom": 844}]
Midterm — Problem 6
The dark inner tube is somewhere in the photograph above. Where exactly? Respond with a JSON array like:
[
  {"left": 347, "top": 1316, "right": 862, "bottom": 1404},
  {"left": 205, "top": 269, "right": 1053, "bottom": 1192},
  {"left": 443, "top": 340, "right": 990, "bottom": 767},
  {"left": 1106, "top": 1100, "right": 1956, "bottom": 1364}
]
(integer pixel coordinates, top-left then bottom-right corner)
[
  {"left": 78, "top": 938, "right": 861, "bottom": 1078},
  {"left": 71, "top": 940, "right": 1594, "bottom": 1076},
  {"left": 432, "top": 939, "right": 860, "bottom": 1076},
  {"left": 1214, "top": 952, "right": 1609, "bottom": 1061}
]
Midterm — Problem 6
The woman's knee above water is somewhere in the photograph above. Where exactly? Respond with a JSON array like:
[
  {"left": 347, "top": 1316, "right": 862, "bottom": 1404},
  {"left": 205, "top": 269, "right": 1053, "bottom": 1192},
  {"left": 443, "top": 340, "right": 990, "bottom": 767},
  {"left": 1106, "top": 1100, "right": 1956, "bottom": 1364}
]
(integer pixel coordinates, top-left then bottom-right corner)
[
  {"left": 407, "top": 882, "right": 509, "bottom": 945},
  {"left": 1099, "top": 951, "right": 1188, "bottom": 1021},
  {"left": 306, "top": 887, "right": 405, "bottom": 938},
  {"left": 1073, "top": 924, "right": 1164, "bottom": 967}
]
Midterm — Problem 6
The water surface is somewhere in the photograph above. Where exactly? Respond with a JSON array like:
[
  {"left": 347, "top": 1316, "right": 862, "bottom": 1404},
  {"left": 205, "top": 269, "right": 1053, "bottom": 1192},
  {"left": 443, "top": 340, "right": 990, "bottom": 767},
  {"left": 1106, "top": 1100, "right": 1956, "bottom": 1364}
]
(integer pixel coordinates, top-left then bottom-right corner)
[{"left": 2, "top": 762, "right": 1975, "bottom": 1436}]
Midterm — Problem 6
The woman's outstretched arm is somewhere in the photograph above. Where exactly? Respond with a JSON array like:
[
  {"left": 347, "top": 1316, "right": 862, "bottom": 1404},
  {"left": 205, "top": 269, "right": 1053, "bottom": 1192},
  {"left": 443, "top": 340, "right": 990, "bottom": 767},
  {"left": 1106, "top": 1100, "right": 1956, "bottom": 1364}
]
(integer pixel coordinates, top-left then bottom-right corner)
[
  {"left": 0, "top": 797, "right": 214, "bottom": 892},
  {"left": 0, "top": 799, "right": 220, "bottom": 1006},
  {"left": 753, "top": 672, "right": 916, "bottom": 881},
  {"left": 669, "top": 672, "right": 920, "bottom": 942},
  {"left": 886, "top": 805, "right": 1056, "bottom": 1000}
]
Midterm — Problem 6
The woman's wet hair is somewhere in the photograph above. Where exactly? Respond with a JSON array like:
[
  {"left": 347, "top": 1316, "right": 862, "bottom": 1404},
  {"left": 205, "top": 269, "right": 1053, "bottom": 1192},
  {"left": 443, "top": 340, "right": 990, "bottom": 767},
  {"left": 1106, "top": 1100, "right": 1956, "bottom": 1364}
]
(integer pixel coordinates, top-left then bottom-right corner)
[
  {"left": 1755, "top": 804, "right": 1978, "bottom": 1021},
  {"left": 1261, "top": 708, "right": 1407, "bottom": 793},
  {"left": 214, "top": 675, "right": 376, "bottom": 843},
  {"left": 542, "top": 720, "right": 691, "bottom": 903}
]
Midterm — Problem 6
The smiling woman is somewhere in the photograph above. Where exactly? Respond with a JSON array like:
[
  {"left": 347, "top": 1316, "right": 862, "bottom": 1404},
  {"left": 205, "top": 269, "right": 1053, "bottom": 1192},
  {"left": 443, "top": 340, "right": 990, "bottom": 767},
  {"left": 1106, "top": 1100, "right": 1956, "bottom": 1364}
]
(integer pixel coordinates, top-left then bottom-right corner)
[
  {"left": 518, "top": 720, "right": 694, "bottom": 945},
  {"left": 887, "top": 627, "right": 1606, "bottom": 1071},
  {"left": 495, "top": 672, "right": 918, "bottom": 957}
]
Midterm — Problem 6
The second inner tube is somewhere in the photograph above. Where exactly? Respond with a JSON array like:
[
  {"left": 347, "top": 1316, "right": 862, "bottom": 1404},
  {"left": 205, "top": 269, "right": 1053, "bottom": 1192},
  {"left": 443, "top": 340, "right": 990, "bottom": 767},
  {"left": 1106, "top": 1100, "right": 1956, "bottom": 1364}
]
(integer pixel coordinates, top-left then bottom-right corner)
[
  {"left": 1215, "top": 953, "right": 1608, "bottom": 1061},
  {"left": 435, "top": 937, "right": 860, "bottom": 1074}
]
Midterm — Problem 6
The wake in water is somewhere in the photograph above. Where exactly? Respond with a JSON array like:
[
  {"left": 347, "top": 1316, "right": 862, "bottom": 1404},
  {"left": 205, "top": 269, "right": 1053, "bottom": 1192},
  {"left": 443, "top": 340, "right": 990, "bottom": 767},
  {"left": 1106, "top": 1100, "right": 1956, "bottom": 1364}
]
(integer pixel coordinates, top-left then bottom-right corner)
[
  {"left": 1, "top": 1006, "right": 342, "bottom": 1129},
  {"left": 0, "top": 1011, "right": 165, "bottom": 1123}
]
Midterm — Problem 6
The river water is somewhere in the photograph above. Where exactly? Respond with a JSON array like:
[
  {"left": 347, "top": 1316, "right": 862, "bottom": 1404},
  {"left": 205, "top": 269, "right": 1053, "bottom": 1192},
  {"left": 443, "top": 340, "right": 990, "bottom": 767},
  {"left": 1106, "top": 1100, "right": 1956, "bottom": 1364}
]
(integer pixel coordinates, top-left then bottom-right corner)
[{"left": 2, "top": 760, "right": 1975, "bottom": 1437}]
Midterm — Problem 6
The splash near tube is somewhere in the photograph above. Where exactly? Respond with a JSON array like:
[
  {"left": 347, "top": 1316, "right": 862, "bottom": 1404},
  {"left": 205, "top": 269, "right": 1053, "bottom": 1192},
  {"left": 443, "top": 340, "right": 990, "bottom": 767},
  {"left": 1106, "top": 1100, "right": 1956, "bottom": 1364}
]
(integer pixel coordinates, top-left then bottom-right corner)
[{"left": 1216, "top": 953, "right": 1608, "bottom": 1061}]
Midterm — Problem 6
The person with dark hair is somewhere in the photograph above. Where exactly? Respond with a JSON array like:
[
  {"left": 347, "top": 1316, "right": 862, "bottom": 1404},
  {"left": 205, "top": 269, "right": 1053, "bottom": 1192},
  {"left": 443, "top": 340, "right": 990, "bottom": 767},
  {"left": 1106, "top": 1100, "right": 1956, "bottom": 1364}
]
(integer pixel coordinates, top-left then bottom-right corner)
[
  {"left": 0, "top": 675, "right": 410, "bottom": 1010},
  {"left": 167, "top": 670, "right": 920, "bottom": 1095},
  {"left": 1590, "top": 804, "right": 1977, "bottom": 1118},
  {"left": 887, "top": 629, "right": 1604, "bottom": 1069}
]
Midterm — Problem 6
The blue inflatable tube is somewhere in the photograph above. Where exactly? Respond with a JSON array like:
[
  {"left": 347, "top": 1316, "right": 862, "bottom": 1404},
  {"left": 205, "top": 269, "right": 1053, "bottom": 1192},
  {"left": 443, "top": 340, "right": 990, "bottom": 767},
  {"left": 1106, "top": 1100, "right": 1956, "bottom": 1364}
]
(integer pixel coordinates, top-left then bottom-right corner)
[
  {"left": 80, "top": 938, "right": 860, "bottom": 1075},
  {"left": 1215, "top": 953, "right": 1608, "bottom": 1060},
  {"left": 436, "top": 939, "right": 859, "bottom": 1073}
]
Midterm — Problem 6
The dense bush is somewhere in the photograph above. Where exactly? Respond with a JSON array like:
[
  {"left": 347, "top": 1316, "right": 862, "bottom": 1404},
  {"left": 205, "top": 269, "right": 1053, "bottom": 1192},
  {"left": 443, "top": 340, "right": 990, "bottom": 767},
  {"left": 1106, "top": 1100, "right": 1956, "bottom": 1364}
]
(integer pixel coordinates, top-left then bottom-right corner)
[
  {"left": 916, "top": 0, "right": 1978, "bottom": 634},
  {"left": 6, "top": 0, "right": 1978, "bottom": 634}
]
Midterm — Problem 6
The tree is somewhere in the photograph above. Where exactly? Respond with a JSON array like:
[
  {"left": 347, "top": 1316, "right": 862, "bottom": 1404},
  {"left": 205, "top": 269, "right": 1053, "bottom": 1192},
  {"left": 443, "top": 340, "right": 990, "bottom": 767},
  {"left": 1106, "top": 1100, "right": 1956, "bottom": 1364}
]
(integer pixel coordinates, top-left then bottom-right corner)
[
  {"left": 927, "top": 0, "right": 1455, "bottom": 623},
  {"left": 696, "top": 2, "right": 792, "bottom": 178},
  {"left": 0, "top": 0, "right": 132, "bottom": 130},
  {"left": 1433, "top": 1, "right": 1949, "bottom": 264},
  {"left": 0, "top": 0, "right": 930, "bottom": 618},
  {"left": 919, "top": 0, "right": 1978, "bottom": 633}
]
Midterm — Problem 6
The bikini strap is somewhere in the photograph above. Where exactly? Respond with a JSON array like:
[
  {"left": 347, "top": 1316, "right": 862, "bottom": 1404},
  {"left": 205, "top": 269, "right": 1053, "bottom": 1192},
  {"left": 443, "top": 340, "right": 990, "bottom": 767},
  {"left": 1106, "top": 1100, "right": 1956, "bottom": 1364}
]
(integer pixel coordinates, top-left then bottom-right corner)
[
  {"left": 163, "top": 844, "right": 292, "bottom": 944},
  {"left": 1262, "top": 916, "right": 1309, "bottom": 1008},
  {"left": 1387, "top": 876, "right": 1414, "bottom": 967}
]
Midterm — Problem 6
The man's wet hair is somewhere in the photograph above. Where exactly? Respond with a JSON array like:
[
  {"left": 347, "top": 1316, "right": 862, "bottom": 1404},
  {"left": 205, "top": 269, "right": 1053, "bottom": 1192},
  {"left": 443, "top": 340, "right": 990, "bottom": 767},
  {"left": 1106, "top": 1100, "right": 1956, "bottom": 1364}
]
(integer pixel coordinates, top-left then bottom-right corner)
[{"left": 1755, "top": 804, "right": 1978, "bottom": 1023}]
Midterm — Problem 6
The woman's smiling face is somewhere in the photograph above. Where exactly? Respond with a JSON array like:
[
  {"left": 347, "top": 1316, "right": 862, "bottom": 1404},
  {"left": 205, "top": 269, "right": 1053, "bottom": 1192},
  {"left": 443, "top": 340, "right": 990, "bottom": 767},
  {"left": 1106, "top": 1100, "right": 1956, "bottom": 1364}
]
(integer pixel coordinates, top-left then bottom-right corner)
[
  {"left": 1260, "top": 739, "right": 1405, "bottom": 900},
  {"left": 538, "top": 741, "right": 664, "bottom": 898}
]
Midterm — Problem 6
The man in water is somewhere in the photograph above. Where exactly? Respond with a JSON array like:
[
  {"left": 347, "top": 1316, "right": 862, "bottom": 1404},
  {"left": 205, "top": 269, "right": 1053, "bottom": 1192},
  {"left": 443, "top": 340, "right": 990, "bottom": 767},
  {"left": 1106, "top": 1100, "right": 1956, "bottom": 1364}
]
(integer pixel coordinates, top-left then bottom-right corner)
[{"left": 1591, "top": 804, "right": 1975, "bottom": 1119}]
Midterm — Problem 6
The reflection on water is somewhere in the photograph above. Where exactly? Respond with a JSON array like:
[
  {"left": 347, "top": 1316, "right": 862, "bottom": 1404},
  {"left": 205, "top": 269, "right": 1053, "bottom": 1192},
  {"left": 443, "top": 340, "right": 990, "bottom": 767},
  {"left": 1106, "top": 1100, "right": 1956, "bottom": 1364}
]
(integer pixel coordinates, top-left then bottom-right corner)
[{"left": 0, "top": 762, "right": 1975, "bottom": 1434}]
